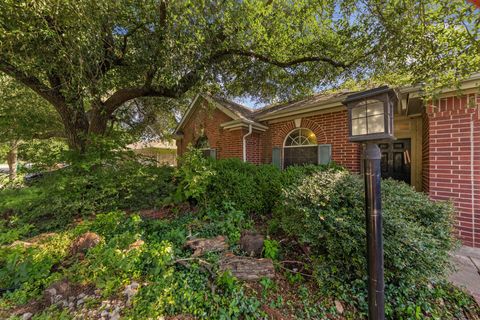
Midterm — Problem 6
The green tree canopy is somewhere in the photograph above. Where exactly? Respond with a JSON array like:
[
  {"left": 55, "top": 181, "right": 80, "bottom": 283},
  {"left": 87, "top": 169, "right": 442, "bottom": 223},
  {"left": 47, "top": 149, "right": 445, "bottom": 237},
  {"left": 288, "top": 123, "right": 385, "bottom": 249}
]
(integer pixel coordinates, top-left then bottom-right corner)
[
  {"left": 0, "top": 0, "right": 478, "bottom": 152},
  {"left": 0, "top": 75, "right": 62, "bottom": 143}
]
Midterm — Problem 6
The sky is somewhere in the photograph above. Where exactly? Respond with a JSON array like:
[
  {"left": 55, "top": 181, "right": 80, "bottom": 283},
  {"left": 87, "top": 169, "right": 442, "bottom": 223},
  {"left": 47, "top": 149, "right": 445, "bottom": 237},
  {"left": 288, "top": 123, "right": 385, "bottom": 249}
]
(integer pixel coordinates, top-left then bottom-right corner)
[{"left": 232, "top": 96, "right": 266, "bottom": 110}]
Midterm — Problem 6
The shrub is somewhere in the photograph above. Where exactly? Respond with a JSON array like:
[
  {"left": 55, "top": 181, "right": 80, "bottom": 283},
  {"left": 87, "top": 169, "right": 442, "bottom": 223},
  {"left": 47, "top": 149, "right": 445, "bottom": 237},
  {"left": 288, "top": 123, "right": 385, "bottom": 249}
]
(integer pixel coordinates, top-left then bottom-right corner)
[
  {"left": 0, "top": 154, "right": 175, "bottom": 233},
  {"left": 176, "top": 149, "right": 342, "bottom": 216},
  {"left": 273, "top": 170, "right": 457, "bottom": 315},
  {"left": 199, "top": 201, "right": 253, "bottom": 244},
  {"left": 176, "top": 149, "right": 283, "bottom": 216}
]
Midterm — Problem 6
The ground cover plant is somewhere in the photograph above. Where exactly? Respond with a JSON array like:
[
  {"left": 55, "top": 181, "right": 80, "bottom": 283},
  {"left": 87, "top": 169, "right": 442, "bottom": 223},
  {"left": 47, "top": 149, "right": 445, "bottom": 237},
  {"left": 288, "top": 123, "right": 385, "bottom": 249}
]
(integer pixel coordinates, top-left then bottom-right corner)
[
  {"left": 0, "top": 151, "right": 174, "bottom": 236},
  {"left": 0, "top": 149, "right": 479, "bottom": 319}
]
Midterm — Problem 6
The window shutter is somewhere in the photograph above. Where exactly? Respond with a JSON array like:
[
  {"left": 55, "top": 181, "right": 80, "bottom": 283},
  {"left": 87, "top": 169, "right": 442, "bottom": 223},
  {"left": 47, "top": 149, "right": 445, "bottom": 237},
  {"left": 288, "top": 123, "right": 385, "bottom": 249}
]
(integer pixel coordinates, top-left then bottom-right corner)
[
  {"left": 318, "top": 144, "right": 332, "bottom": 165},
  {"left": 272, "top": 147, "right": 282, "bottom": 169},
  {"left": 209, "top": 149, "right": 217, "bottom": 160}
]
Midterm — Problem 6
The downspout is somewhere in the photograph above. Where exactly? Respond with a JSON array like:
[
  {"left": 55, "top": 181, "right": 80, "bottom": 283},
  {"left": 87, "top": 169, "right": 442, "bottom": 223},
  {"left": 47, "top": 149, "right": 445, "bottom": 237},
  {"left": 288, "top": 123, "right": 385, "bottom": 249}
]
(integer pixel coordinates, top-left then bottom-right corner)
[
  {"left": 243, "top": 124, "right": 253, "bottom": 162},
  {"left": 470, "top": 114, "right": 476, "bottom": 246}
]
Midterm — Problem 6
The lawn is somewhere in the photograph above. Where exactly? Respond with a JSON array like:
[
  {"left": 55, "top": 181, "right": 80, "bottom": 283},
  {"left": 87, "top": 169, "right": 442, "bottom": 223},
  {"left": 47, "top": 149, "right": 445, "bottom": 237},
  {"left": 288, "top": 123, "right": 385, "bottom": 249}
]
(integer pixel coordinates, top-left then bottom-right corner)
[{"left": 0, "top": 150, "right": 479, "bottom": 319}]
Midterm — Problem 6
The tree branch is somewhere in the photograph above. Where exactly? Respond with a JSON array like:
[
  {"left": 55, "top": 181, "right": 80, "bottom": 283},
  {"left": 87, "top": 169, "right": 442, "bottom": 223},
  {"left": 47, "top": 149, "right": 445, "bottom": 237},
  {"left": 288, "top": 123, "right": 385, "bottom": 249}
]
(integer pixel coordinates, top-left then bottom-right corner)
[
  {"left": 211, "top": 49, "right": 350, "bottom": 68},
  {"left": 0, "top": 59, "right": 67, "bottom": 108},
  {"left": 104, "top": 47, "right": 354, "bottom": 113}
]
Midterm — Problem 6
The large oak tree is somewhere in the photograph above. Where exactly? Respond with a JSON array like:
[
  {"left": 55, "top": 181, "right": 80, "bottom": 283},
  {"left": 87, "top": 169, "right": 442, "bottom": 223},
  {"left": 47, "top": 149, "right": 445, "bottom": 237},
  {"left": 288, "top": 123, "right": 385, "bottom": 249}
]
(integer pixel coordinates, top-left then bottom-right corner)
[{"left": 0, "top": 0, "right": 478, "bottom": 152}]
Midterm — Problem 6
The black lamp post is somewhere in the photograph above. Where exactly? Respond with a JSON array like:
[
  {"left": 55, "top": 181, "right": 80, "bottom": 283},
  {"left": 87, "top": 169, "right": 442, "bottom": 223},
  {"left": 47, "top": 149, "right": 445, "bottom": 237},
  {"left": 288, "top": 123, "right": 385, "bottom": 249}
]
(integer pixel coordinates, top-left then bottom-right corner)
[{"left": 343, "top": 86, "right": 397, "bottom": 320}]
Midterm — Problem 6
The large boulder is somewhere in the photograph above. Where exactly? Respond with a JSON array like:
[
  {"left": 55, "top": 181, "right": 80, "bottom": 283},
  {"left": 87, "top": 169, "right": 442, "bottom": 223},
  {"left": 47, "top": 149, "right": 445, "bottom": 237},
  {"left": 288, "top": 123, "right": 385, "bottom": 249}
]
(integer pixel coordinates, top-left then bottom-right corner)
[
  {"left": 69, "top": 232, "right": 102, "bottom": 258},
  {"left": 239, "top": 231, "right": 264, "bottom": 257}
]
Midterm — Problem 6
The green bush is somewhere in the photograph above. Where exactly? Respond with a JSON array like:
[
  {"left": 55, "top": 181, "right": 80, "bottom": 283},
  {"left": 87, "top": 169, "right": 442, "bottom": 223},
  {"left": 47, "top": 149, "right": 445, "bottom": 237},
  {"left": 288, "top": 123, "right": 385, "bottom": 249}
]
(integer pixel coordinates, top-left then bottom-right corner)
[
  {"left": 176, "top": 149, "right": 341, "bottom": 216},
  {"left": 273, "top": 170, "right": 457, "bottom": 316},
  {"left": 0, "top": 155, "right": 175, "bottom": 233}
]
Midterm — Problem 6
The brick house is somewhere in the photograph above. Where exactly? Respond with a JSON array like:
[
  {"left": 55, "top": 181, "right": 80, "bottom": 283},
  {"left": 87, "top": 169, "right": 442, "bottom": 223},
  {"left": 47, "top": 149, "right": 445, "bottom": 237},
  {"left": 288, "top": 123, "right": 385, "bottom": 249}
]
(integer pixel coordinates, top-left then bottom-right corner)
[{"left": 175, "top": 76, "right": 480, "bottom": 248}]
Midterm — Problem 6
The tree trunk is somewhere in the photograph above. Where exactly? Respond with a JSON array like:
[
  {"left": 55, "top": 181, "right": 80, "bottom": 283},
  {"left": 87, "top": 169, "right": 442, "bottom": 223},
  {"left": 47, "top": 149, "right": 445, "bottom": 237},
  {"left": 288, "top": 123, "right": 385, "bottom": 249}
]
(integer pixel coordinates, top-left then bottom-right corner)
[
  {"left": 7, "top": 142, "right": 18, "bottom": 181},
  {"left": 57, "top": 103, "right": 91, "bottom": 153},
  {"left": 88, "top": 104, "right": 109, "bottom": 136}
]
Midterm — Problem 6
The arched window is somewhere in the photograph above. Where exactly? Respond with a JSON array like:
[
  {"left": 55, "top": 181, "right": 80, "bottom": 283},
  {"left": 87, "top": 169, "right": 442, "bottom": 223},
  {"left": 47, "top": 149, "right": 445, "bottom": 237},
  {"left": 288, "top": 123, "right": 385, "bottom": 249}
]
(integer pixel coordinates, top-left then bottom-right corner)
[
  {"left": 284, "top": 128, "right": 317, "bottom": 147},
  {"left": 279, "top": 128, "right": 331, "bottom": 168},
  {"left": 195, "top": 135, "right": 210, "bottom": 149},
  {"left": 195, "top": 135, "right": 216, "bottom": 159}
]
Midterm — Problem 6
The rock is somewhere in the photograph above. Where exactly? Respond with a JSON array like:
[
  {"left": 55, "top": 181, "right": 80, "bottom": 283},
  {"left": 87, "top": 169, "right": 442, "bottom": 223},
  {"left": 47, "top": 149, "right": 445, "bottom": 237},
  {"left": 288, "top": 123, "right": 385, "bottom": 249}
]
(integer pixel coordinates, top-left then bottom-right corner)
[
  {"left": 55, "top": 295, "right": 64, "bottom": 304},
  {"left": 334, "top": 300, "right": 344, "bottom": 314},
  {"left": 45, "top": 288, "right": 57, "bottom": 297},
  {"left": 22, "top": 313, "right": 33, "bottom": 320},
  {"left": 77, "top": 299, "right": 84, "bottom": 306},
  {"left": 126, "top": 239, "right": 145, "bottom": 252},
  {"left": 9, "top": 241, "right": 34, "bottom": 248},
  {"left": 239, "top": 231, "right": 264, "bottom": 257},
  {"left": 185, "top": 236, "right": 228, "bottom": 257},
  {"left": 124, "top": 281, "right": 140, "bottom": 306},
  {"left": 44, "top": 279, "right": 73, "bottom": 305},
  {"left": 110, "top": 310, "right": 121, "bottom": 320},
  {"left": 219, "top": 253, "right": 275, "bottom": 281},
  {"left": 78, "top": 293, "right": 86, "bottom": 299},
  {"left": 69, "top": 232, "right": 102, "bottom": 257}
]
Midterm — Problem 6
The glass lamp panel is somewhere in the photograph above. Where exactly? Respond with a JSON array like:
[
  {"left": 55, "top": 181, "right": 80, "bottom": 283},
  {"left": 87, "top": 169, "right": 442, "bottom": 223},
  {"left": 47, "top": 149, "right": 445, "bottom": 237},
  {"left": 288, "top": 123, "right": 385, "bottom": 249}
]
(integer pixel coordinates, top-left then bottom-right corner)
[
  {"left": 351, "top": 104, "right": 367, "bottom": 119},
  {"left": 352, "top": 118, "right": 367, "bottom": 136},
  {"left": 367, "top": 114, "right": 385, "bottom": 133},
  {"left": 366, "top": 100, "right": 384, "bottom": 116}
]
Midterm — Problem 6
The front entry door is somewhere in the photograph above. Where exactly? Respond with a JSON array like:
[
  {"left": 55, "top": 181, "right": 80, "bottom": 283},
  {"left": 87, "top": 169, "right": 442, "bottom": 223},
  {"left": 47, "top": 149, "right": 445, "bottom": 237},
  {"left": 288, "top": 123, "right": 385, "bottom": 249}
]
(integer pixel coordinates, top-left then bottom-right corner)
[{"left": 379, "top": 139, "right": 411, "bottom": 184}]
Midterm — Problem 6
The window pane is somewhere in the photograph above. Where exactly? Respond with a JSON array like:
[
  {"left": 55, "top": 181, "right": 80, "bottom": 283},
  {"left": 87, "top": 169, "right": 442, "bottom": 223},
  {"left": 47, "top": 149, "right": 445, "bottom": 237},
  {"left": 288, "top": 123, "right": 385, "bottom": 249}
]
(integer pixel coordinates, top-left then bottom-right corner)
[
  {"left": 366, "top": 100, "right": 384, "bottom": 116},
  {"left": 352, "top": 105, "right": 366, "bottom": 119},
  {"left": 367, "top": 114, "right": 385, "bottom": 133},
  {"left": 305, "top": 130, "right": 317, "bottom": 144},
  {"left": 352, "top": 118, "right": 367, "bottom": 135},
  {"left": 284, "top": 146, "right": 318, "bottom": 168},
  {"left": 284, "top": 129, "right": 316, "bottom": 147}
]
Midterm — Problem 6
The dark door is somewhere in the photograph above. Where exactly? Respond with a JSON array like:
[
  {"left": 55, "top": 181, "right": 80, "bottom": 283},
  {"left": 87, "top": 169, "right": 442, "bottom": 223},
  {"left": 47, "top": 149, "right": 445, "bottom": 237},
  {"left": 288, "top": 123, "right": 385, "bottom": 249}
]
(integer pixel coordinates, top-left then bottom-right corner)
[{"left": 378, "top": 139, "right": 411, "bottom": 184}]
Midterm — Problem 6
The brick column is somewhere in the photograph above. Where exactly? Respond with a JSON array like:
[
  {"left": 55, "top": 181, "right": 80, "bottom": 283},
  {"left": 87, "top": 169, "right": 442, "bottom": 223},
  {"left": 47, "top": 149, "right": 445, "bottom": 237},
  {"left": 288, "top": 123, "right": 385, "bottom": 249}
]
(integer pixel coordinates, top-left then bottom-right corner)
[{"left": 426, "top": 94, "right": 480, "bottom": 247}]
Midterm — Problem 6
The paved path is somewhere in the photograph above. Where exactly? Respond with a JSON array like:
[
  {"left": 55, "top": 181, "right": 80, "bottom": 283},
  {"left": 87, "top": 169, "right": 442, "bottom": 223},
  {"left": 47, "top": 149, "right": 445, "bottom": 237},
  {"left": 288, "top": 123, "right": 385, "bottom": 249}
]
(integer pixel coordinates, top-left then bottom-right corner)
[{"left": 449, "top": 246, "right": 480, "bottom": 305}]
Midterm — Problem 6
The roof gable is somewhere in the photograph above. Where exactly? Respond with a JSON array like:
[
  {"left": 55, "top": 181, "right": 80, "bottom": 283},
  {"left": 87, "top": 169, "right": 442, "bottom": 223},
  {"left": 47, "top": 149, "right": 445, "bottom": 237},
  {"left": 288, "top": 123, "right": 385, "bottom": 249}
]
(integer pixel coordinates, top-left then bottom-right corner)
[{"left": 175, "top": 94, "right": 247, "bottom": 134}]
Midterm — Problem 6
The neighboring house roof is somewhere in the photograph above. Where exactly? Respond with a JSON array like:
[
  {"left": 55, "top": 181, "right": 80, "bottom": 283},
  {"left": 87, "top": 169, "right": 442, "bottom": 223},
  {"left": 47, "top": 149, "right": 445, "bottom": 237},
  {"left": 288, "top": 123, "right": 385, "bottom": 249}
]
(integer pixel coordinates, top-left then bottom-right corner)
[{"left": 127, "top": 139, "right": 177, "bottom": 150}]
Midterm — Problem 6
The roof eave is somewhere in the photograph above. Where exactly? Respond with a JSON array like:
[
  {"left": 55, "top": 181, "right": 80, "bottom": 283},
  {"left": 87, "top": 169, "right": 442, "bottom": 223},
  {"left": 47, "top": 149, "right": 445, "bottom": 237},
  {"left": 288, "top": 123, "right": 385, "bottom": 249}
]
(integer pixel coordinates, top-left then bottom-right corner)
[
  {"left": 220, "top": 119, "right": 268, "bottom": 131},
  {"left": 255, "top": 97, "right": 346, "bottom": 121}
]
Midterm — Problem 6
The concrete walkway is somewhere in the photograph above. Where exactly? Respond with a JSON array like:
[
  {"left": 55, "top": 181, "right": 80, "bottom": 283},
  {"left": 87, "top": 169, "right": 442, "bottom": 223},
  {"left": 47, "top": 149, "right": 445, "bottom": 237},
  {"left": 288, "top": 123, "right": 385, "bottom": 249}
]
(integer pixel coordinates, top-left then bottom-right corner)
[{"left": 449, "top": 246, "right": 480, "bottom": 305}]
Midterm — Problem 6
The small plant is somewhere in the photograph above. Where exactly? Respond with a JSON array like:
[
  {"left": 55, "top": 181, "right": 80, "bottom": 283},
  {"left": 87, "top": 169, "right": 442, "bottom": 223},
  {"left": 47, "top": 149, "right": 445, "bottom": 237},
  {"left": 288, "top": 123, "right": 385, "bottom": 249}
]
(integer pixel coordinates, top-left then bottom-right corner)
[
  {"left": 259, "top": 277, "right": 275, "bottom": 299},
  {"left": 263, "top": 239, "right": 280, "bottom": 260},
  {"left": 286, "top": 271, "right": 304, "bottom": 285},
  {"left": 200, "top": 202, "right": 252, "bottom": 244},
  {"left": 216, "top": 270, "right": 238, "bottom": 292}
]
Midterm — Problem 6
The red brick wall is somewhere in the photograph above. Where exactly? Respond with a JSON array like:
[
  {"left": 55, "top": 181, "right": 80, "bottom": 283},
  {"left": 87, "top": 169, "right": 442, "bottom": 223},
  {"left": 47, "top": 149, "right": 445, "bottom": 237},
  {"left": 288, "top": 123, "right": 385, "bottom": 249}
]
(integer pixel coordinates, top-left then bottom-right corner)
[
  {"left": 246, "top": 131, "right": 263, "bottom": 164},
  {"left": 176, "top": 99, "right": 243, "bottom": 160},
  {"left": 220, "top": 129, "right": 244, "bottom": 160},
  {"left": 260, "top": 110, "right": 361, "bottom": 172},
  {"left": 426, "top": 94, "right": 480, "bottom": 248}
]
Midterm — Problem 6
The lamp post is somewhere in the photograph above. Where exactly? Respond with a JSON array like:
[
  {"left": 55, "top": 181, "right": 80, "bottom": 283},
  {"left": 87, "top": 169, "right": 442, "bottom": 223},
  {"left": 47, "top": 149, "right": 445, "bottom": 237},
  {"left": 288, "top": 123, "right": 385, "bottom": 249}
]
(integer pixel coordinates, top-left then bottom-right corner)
[{"left": 343, "top": 86, "right": 397, "bottom": 320}]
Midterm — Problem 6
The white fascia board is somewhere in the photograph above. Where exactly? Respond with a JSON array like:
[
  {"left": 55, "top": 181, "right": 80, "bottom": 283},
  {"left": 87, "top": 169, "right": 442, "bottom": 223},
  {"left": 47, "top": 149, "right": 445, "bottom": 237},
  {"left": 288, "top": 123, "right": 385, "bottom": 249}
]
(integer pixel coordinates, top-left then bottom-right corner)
[
  {"left": 221, "top": 119, "right": 268, "bottom": 131},
  {"left": 174, "top": 94, "right": 202, "bottom": 134}
]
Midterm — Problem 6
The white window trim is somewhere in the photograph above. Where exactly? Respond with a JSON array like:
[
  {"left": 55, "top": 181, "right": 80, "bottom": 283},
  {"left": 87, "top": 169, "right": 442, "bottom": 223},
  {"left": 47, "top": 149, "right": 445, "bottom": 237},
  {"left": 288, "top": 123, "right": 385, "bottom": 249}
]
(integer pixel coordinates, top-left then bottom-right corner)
[{"left": 283, "top": 128, "right": 318, "bottom": 148}]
